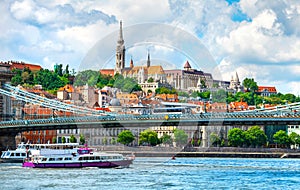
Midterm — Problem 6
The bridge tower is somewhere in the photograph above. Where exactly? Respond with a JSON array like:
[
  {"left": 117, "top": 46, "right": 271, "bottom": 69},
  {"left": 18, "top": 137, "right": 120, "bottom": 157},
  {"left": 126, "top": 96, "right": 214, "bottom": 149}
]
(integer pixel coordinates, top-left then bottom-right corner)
[
  {"left": 0, "top": 62, "right": 15, "bottom": 121},
  {"left": 0, "top": 62, "right": 17, "bottom": 150}
]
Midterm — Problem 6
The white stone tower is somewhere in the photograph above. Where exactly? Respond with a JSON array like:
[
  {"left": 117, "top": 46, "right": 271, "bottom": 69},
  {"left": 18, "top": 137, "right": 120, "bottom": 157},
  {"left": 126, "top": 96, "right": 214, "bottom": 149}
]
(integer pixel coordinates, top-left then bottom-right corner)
[{"left": 115, "top": 20, "right": 125, "bottom": 74}]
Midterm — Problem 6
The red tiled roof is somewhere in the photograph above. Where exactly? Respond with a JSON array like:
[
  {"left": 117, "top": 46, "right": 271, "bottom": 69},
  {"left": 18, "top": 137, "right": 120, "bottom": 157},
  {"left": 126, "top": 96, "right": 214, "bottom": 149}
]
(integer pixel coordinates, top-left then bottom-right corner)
[
  {"left": 184, "top": 60, "right": 191, "bottom": 69},
  {"left": 100, "top": 69, "right": 114, "bottom": 76},
  {"left": 10, "top": 62, "right": 42, "bottom": 72},
  {"left": 257, "top": 86, "right": 277, "bottom": 93},
  {"left": 58, "top": 84, "right": 74, "bottom": 93},
  {"left": 230, "top": 101, "right": 249, "bottom": 111}
]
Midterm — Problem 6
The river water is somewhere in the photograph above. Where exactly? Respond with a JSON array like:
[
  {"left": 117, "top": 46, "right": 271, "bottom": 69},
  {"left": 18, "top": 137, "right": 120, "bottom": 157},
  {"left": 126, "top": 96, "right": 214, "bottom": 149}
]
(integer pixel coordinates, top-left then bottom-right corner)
[{"left": 1, "top": 157, "right": 300, "bottom": 190}]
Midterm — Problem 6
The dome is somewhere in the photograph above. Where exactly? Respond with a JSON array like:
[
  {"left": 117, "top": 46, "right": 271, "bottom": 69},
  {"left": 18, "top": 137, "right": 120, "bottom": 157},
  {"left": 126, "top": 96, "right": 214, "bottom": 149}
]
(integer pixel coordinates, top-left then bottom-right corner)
[{"left": 109, "top": 98, "right": 121, "bottom": 106}]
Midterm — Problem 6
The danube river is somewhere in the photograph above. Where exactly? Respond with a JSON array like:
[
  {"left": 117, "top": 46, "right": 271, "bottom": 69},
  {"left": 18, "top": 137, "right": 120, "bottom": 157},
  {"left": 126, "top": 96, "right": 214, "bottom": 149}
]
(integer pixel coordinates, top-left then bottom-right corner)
[{"left": 1, "top": 157, "right": 300, "bottom": 189}]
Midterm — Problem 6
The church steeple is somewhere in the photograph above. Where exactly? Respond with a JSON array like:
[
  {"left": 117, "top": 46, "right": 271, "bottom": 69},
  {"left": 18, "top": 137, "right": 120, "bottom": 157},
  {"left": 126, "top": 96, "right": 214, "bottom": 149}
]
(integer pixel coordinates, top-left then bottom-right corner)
[
  {"left": 147, "top": 51, "right": 150, "bottom": 67},
  {"left": 115, "top": 20, "right": 125, "bottom": 74},
  {"left": 118, "top": 20, "right": 124, "bottom": 45},
  {"left": 130, "top": 56, "right": 134, "bottom": 68}
]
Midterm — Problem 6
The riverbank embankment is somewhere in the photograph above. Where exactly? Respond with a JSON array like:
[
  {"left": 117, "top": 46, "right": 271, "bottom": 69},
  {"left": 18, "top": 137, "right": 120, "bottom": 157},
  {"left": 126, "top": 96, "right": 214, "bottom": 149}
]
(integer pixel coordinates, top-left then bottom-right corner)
[{"left": 93, "top": 146, "right": 300, "bottom": 158}]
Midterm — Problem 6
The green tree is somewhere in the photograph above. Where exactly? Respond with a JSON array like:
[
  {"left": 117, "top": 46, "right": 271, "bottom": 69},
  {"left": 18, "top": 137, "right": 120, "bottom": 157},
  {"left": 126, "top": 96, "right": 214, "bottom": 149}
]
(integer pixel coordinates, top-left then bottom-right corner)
[
  {"left": 54, "top": 64, "right": 63, "bottom": 76},
  {"left": 21, "top": 67, "right": 34, "bottom": 85},
  {"left": 212, "top": 89, "right": 226, "bottom": 103},
  {"left": 11, "top": 69, "right": 23, "bottom": 86},
  {"left": 34, "top": 68, "right": 67, "bottom": 90},
  {"left": 199, "top": 91, "right": 210, "bottom": 100},
  {"left": 155, "top": 87, "right": 177, "bottom": 95},
  {"left": 111, "top": 137, "right": 116, "bottom": 145},
  {"left": 64, "top": 64, "right": 70, "bottom": 77},
  {"left": 147, "top": 77, "right": 154, "bottom": 83},
  {"left": 103, "top": 137, "right": 108, "bottom": 145},
  {"left": 148, "top": 134, "right": 158, "bottom": 146},
  {"left": 139, "top": 129, "right": 159, "bottom": 146},
  {"left": 244, "top": 126, "right": 267, "bottom": 148},
  {"left": 178, "top": 91, "right": 189, "bottom": 98},
  {"left": 74, "top": 70, "right": 99, "bottom": 86},
  {"left": 160, "top": 134, "right": 172, "bottom": 145},
  {"left": 200, "top": 79, "right": 206, "bottom": 88},
  {"left": 97, "top": 73, "right": 113, "bottom": 88},
  {"left": 273, "top": 130, "right": 290, "bottom": 148},
  {"left": 210, "top": 132, "right": 222, "bottom": 147},
  {"left": 226, "top": 92, "right": 235, "bottom": 104},
  {"left": 69, "top": 134, "right": 77, "bottom": 143},
  {"left": 62, "top": 136, "right": 66, "bottom": 143},
  {"left": 228, "top": 128, "right": 245, "bottom": 147},
  {"left": 243, "top": 78, "right": 258, "bottom": 92},
  {"left": 117, "top": 130, "right": 135, "bottom": 146},
  {"left": 173, "top": 129, "right": 188, "bottom": 146},
  {"left": 52, "top": 137, "right": 57, "bottom": 143},
  {"left": 79, "top": 134, "right": 85, "bottom": 145},
  {"left": 113, "top": 74, "right": 125, "bottom": 89},
  {"left": 289, "top": 132, "right": 300, "bottom": 148},
  {"left": 282, "top": 93, "right": 297, "bottom": 103}
]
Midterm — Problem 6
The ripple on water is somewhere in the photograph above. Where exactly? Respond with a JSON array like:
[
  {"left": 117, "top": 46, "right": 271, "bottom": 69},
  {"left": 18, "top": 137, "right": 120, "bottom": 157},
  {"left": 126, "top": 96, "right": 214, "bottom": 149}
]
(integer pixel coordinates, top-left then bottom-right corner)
[{"left": 1, "top": 158, "right": 300, "bottom": 190}]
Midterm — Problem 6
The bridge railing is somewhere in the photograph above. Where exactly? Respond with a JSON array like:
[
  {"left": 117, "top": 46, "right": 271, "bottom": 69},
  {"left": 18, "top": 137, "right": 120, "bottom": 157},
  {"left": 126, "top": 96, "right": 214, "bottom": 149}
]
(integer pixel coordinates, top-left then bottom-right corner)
[
  {"left": 1, "top": 111, "right": 300, "bottom": 129},
  {"left": 1, "top": 83, "right": 105, "bottom": 116}
]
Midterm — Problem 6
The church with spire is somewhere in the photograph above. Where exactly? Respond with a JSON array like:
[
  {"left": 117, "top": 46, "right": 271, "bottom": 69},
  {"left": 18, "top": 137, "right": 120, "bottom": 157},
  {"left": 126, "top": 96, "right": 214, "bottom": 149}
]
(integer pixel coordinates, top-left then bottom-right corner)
[
  {"left": 112, "top": 21, "right": 168, "bottom": 93},
  {"left": 100, "top": 20, "right": 243, "bottom": 94}
]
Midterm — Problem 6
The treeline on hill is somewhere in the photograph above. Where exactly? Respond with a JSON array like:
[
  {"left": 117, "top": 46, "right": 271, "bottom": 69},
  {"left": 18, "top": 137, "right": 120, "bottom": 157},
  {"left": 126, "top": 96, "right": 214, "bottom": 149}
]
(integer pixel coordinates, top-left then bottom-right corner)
[
  {"left": 11, "top": 66, "right": 300, "bottom": 105},
  {"left": 11, "top": 66, "right": 142, "bottom": 94}
]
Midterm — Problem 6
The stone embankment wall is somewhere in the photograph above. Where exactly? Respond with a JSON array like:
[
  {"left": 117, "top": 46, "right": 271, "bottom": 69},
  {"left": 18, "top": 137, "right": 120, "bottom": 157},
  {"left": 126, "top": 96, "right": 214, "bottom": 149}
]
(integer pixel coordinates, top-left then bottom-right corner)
[{"left": 93, "top": 145, "right": 300, "bottom": 158}]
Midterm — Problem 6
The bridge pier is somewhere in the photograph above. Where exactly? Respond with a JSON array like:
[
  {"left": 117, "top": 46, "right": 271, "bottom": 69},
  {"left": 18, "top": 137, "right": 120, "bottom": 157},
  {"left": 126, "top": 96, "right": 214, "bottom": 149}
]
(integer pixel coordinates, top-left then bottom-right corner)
[{"left": 0, "top": 132, "right": 18, "bottom": 151}]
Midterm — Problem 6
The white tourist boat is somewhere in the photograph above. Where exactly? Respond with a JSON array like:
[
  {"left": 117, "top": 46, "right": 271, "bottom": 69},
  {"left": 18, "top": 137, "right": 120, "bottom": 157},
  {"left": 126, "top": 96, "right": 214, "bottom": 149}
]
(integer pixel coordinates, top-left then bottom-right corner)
[
  {"left": 0, "top": 142, "right": 79, "bottom": 163},
  {"left": 23, "top": 146, "right": 134, "bottom": 168}
]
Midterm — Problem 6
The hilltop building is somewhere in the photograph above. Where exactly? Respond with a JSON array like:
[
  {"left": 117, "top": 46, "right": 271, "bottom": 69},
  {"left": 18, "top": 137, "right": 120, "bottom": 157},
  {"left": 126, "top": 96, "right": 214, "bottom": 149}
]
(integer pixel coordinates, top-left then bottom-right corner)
[
  {"left": 99, "top": 20, "right": 244, "bottom": 94},
  {"left": 257, "top": 86, "right": 277, "bottom": 97},
  {"left": 0, "top": 60, "right": 42, "bottom": 72},
  {"left": 165, "top": 61, "right": 212, "bottom": 91},
  {"left": 229, "top": 72, "right": 243, "bottom": 92}
]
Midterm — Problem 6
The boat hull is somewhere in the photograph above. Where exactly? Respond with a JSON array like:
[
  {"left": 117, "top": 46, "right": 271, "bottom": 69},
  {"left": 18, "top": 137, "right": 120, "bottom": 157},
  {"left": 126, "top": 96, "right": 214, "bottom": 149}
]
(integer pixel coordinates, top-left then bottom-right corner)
[
  {"left": 0, "top": 158, "right": 24, "bottom": 163},
  {"left": 22, "top": 159, "right": 133, "bottom": 168}
]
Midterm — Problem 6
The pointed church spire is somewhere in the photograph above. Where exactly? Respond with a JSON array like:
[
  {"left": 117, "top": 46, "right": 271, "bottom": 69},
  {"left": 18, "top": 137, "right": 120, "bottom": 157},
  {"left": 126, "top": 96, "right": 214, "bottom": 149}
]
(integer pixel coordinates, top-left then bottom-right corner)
[
  {"left": 235, "top": 72, "right": 239, "bottom": 82},
  {"left": 115, "top": 20, "right": 125, "bottom": 75},
  {"left": 130, "top": 56, "right": 134, "bottom": 68},
  {"left": 147, "top": 50, "right": 150, "bottom": 67},
  {"left": 118, "top": 20, "right": 124, "bottom": 45}
]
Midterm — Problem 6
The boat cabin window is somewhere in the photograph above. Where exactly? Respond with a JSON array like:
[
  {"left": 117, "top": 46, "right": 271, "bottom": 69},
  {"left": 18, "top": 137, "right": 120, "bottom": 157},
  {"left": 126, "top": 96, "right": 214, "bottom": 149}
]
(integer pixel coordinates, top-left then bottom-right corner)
[
  {"left": 56, "top": 158, "right": 63, "bottom": 161},
  {"left": 21, "top": 153, "right": 26, "bottom": 157},
  {"left": 49, "top": 158, "right": 55, "bottom": 161},
  {"left": 42, "top": 158, "right": 47, "bottom": 161},
  {"left": 95, "top": 156, "right": 100, "bottom": 160},
  {"left": 16, "top": 153, "right": 20, "bottom": 157},
  {"left": 64, "top": 157, "right": 72, "bottom": 161},
  {"left": 77, "top": 149, "right": 91, "bottom": 154},
  {"left": 10, "top": 153, "right": 15, "bottom": 157}
]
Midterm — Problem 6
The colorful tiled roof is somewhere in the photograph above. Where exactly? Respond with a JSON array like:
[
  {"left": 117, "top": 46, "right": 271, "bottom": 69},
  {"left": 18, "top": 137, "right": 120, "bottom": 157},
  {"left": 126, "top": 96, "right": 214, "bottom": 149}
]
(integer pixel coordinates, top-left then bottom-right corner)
[
  {"left": 257, "top": 86, "right": 277, "bottom": 93},
  {"left": 100, "top": 69, "right": 114, "bottom": 76},
  {"left": 9, "top": 61, "right": 42, "bottom": 72}
]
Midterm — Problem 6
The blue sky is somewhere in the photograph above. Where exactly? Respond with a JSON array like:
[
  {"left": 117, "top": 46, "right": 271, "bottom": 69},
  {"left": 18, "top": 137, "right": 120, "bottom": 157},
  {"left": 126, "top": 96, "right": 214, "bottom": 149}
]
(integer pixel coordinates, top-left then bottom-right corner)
[{"left": 1, "top": 0, "right": 300, "bottom": 95}]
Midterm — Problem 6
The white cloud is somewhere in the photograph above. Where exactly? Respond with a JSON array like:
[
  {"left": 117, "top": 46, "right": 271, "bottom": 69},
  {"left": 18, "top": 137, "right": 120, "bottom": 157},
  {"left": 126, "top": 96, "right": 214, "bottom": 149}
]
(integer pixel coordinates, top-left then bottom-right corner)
[
  {"left": 1, "top": 0, "right": 300, "bottom": 95},
  {"left": 10, "top": 0, "right": 35, "bottom": 20},
  {"left": 87, "top": 0, "right": 172, "bottom": 24}
]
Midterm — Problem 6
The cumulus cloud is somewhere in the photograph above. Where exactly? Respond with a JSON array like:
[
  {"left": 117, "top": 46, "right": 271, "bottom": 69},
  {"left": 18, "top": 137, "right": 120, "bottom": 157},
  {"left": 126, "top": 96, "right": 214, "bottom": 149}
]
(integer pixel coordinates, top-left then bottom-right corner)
[{"left": 1, "top": 0, "right": 300, "bottom": 95}]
